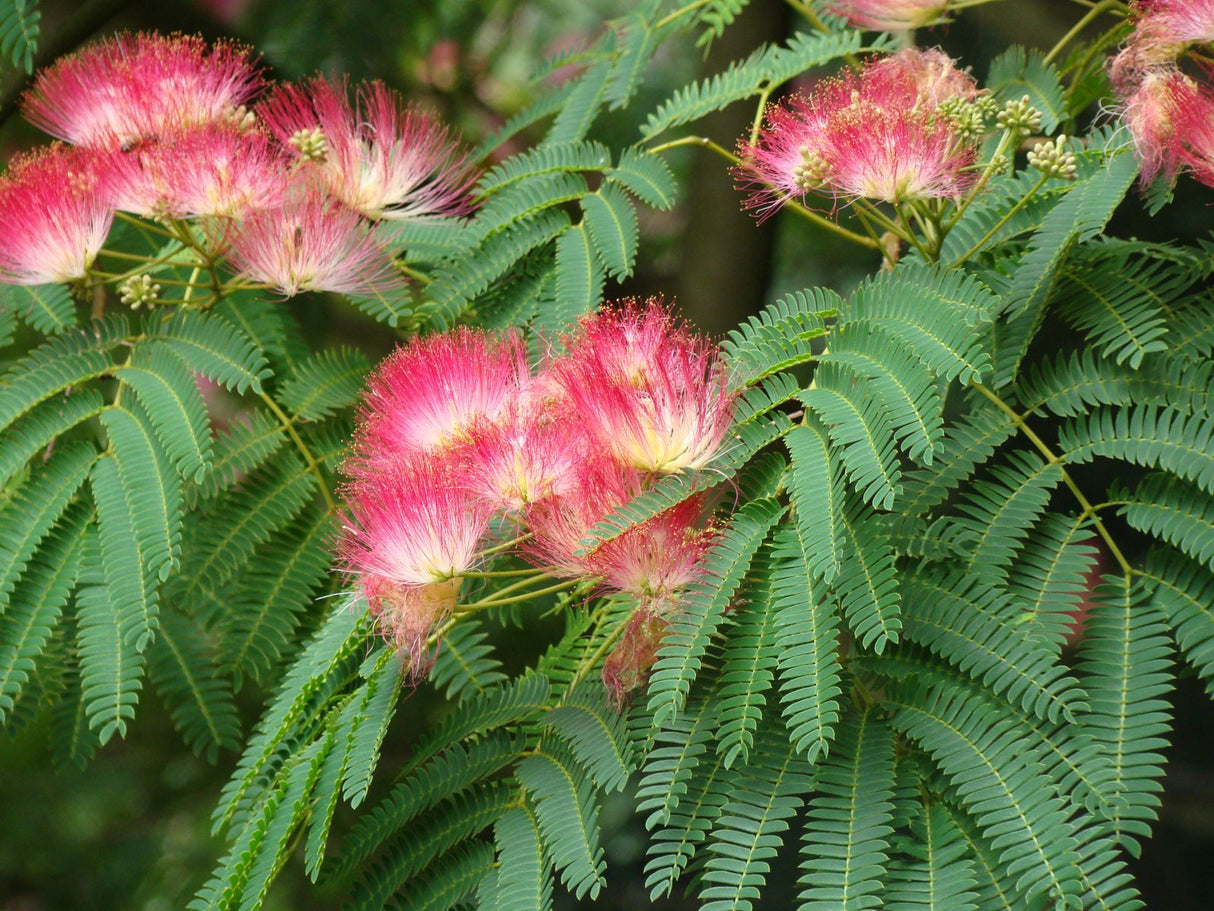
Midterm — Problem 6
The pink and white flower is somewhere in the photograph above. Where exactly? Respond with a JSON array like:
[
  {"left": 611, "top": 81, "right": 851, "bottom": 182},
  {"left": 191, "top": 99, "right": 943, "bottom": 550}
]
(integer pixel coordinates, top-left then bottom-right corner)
[
  {"left": 1119, "top": 68, "right": 1198, "bottom": 182},
  {"left": 738, "top": 49, "right": 979, "bottom": 214},
  {"left": 828, "top": 0, "right": 949, "bottom": 30},
  {"left": 589, "top": 495, "right": 716, "bottom": 606},
  {"left": 552, "top": 300, "right": 735, "bottom": 475},
  {"left": 522, "top": 459, "right": 643, "bottom": 580},
  {"left": 0, "top": 144, "right": 119, "bottom": 285},
  {"left": 339, "top": 458, "right": 492, "bottom": 588},
  {"left": 225, "top": 187, "right": 402, "bottom": 297},
  {"left": 115, "top": 122, "right": 289, "bottom": 219},
  {"left": 22, "top": 32, "right": 262, "bottom": 147},
  {"left": 458, "top": 398, "right": 587, "bottom": 513},
  {"left": 258, "top": 76, "right": 477, "bottom": 221},
  {"left": 347, "top": 327, "right": 530, "bottom": 477}
]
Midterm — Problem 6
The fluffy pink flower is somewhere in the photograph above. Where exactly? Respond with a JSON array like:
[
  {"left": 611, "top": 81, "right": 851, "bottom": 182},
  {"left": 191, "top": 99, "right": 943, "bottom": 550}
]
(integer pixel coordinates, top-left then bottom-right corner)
[
  {"left": 339, "top": 459, "right": 492, "bottom": 588},
  {"left": 522, "top": 460, "right": 642, "bottom": 579},
  {"left": 552, "top": 300, "right": 735, "bottom": 475},
  {"left": 828, "top": 0, "right": 949, "bottom": 30},
  {"left": 1136, "top": 0, "right": 1214, "bottom": 50},
  {"left": 458, "top": 398, "right": 586, "bottom": 513},
  {"left": 347, "top": 327, "right": 530, "bottom": 477},
  {"left": 258, "top": 76, "right": 476, "bottom": 220},
  {"left": 22, "top": 32, "right": 262, "bottom": 147},
  {"left": 1120, "top": 68, "right": 1199, "bottom": 182},
  {"left": 738, "top": 50, "right": 978, "bottom": 214},
  {"left": 225, "top": 188, "right": 403, "bottom": 297},
  {"left": 115, "top": 122, "right": 289, "bottom": 219},
  {"left": 589, "top": 495, "right": 715, "bottom": 606},
  {"left": 0, "top": 144, "right": 119, "bottom": 284},
  {"left": 1175, "top": 83, "right": 1214, "bottom": 185},
  {"left": 865, "top": 47, "right": 981, "bottom": 109},
  {"left": 821, "top": 103, "right": 976, "bottom": 203}
]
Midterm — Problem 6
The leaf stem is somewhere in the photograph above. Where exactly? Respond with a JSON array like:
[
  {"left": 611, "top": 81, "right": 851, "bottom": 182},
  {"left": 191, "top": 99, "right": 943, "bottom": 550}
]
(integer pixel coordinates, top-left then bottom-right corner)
[
  {"left": 258, "top": 391, "right": 337, "bottom": 512},
  {"left": 649, "top": 134, "right": 881, "bottom": 249},
  {"left": 970, "top": 381, "right": 1133, "bottom": 575},
  {"left": 1044, "top": 0, "right": 1124, "bottom": 66},
  {"left": 950, "top": 173, "right": 1049, "bottom": 267},
  {"left": 461, "top": 578, "right": 579, "bottom": 611}
]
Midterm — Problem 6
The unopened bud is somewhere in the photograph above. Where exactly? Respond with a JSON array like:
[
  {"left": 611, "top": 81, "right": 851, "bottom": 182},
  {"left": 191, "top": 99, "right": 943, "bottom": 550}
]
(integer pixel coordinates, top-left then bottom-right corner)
[
  {"left": 996, "top": 94, "right": 1043, "bottom": 136},
  {"left": 939, "top": 98, "right": 985, "bottom": 140},
  {"left": 793, "top": 144, "right": 828, "bottom": 193},
  {"left": 289, "top": 127, "right": 329, "bottom": 163},
  {"left": 1028, "top": 134, "right": 1077, "bottom": 179},
  {"left": 118, "top": 274, "right": 161, "bottom": 309}
]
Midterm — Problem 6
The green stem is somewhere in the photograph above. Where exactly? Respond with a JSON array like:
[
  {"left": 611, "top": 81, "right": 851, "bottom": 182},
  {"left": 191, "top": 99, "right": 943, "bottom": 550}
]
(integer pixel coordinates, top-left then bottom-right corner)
[
  {"left": 655, "top": 0, "right": 714, "bottom": 30},
  {"left": 564, "top": 606, "right": 629, "bottom": 694},
  {"left": 258, "top": 391, "right": 337, "bottom": 512},
  {"left": 1044, "top": 0, "right": 1123, "bottom": 66},
  {"left": 950, "top": 173, "right": 1049, "bottom": 267},
  {"left": 461, "top": 568, "right": 547, "bottom": 580},
  {"left": 970, "top": 382, "right": 1133, "bottom": 575},
  {"left": 648, "top": 135, "right": 881, "bottom": 249},
  {"left": 462, "top": 578, "right": 578, "bottom": 611}
]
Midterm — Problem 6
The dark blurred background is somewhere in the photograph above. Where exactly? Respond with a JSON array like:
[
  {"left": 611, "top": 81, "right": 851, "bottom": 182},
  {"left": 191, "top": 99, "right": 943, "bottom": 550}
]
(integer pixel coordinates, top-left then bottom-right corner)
[{"left": 1, "top": 1, "right": 1211, "bottom": 908}]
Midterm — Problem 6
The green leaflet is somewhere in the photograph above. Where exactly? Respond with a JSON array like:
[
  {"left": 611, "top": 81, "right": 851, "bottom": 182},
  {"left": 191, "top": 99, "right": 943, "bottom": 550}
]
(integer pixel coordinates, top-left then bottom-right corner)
[{"left": 888, "top": 682, "right": 1083, "bottom": 907}]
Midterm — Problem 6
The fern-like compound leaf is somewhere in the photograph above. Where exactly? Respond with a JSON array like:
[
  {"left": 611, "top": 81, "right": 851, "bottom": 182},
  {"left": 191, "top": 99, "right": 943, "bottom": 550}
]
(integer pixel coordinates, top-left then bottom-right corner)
[
  {"left": 117, "top": 343, "right": 213, "bottom": 482},
  {"left": 151, "top": 308, "right": 270, "bottom": 394},
  {"left": 607, "top": 146, "right": 677, "bottom": 210},
  {"left": 277, "top": 347, "right": 371, "bottom": 421},
  {"left": 148, "top": 608, "right": 241, "bottom": 762},
  {"left": 580, "top": 182, "right": 639, "bottom": 281},
  {"left": 715, "top": 556, "right": 780, "bottom": 768},
  {"left": 888, "top": 682, "right": 1082, "bottom": 908},
  {"left": 1059, "top": 405, "right": 1214, "bottom": 494},
  {"left": 783, "top": 417, "right": 843, "bottom": 583},
  {"left": 0, "top": 501, "right": 87, "bottom": 726},
  {"left": 516, "top": 742, "right": 607, "bottom": 900},
  {"left": 901, "top": 569, "right": 1087, "bottom": 723},
  {"left": 76, "top": 530, "right": 146, "bottom": 746},
  {"left": 723, "top": 287, "right": 836, "bottom": 389},
  {"left": 0, "top": 0, "right": 39, "bottom": 72},
  {"left": 797, "top": 709, "right": 896, "bottom": 911},
  {"left": 486, "top": 806, "right": 553, "bottom": 911},
  {"left": 700, "top": 727, "right": 815, "bottom": 911},
  {"left": 1077, "top": 576, "right": 1173, "bottom": 856},
  {"left": 1144, "top": 548, "right": 1214, "bottom": 693},
  {"left": 543, "top": 687, "right": 634, "bottom": 793},
  {"left": 771, "top": 523, "right": 843, "bottom": 763},
  {"left": 834, "top": 499, "right": 901, "bottom": 654}
]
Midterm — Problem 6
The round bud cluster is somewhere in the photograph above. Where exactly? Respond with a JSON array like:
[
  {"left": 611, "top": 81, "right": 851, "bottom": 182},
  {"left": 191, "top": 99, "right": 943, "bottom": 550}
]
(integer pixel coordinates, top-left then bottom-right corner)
[
  {"left": 118, "top": 274, "right": 161, "bottom": 308},
  {"left": 1028, "top": 135, "right": 1078, "bottom": 180},
  {"left": 995, "top": 95, "right": 1044, "bottom": 137}
]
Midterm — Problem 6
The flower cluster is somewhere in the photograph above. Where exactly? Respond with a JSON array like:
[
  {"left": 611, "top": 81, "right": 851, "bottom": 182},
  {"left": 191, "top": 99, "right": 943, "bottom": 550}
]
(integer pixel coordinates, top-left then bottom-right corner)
[
  {"left": 339, "top": 300, "right": 735, "bottom": 699},
  {"left": 735, "top": 48, "right": 983, "bottom": 219},
  {"left": 1112, "top": 1, "right": 1214, "bottom": 186},
  {"left": 0, "top": 32, "right": 475, "bottom": 296}
]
